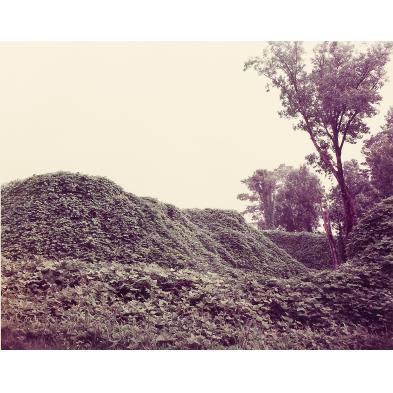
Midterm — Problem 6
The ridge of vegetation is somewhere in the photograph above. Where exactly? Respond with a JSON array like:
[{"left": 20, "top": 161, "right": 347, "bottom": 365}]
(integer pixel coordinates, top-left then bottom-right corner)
[
  {"left": 1, "top": 172, "right": 305, "bottom": 278},
  {"left": 347, "top": 196, "right": 393, "bottom": 264},
  {"left": 2, "top": 173, "right": 392, "bottom": 349}
]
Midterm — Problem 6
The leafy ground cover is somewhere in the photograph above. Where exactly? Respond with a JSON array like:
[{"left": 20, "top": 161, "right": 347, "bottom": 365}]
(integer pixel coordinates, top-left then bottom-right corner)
[
  {"left": 263, "top": 230, "right": 332, "bottom": 269},
  {"left": 347, "top": 196, "right": 393, "bottom": 264},
  {"left": 2, "top": 255, "right": 392, "bottom": 349},
  {"left": 1, "top": 172, "right": 304, "bottom": 278},
  {"left": 1, "top": 174, "right": 392, "bottom": 349}
]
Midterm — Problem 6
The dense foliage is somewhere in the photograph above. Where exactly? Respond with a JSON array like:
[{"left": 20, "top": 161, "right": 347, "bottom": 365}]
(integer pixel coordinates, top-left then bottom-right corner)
[
  {"left": 245, "top": 41, "right": 392, "bottom": 236},
  {"left": 328, "top": 160, "right": 377, "bottom": 228},
  {"left": 362, "top": 108, "right": 393, "bottom": 199},
  {"left": 347, "top": 196, "right": 393, "bottom": 263},
  {"left": 238, "top": 164, "right": 323, "bottom": 232},
  {"left": 263, "top": 230, "right": 332, "bottom": 269},
  {"left": 274, "top": 166, "right": 323, "bottom": 232},
  {"left": 2, "top": 254, "right": 391, "bottom": 349},
  {"left": 2, "top": 172, "right": 392, "bottom": 350},
  {"left": 1, "top": 172, "right": 304, "bottom": 278},
  {"left": 328, "top": 159, "right": 378, "bottom": 260},
  {"left": 238, "top": 166, "right": 283, "bottom": 229}
]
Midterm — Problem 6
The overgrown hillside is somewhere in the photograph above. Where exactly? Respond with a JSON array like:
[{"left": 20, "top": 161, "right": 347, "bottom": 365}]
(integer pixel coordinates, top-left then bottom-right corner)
[
  {"left": 185, "top": 208, "right": 301, "bottom": 274},
  {"left": 347, "top": 196, "right": 393, "bottom": 263},
  {"left": 1, "top": 172, "right": 304, "bottom": 278},
  {"left": 263, "top": 230, "right": 332, "bottom": 269},
  {"left": 1, "top": 174, "right": 392, "bottom": 349}
]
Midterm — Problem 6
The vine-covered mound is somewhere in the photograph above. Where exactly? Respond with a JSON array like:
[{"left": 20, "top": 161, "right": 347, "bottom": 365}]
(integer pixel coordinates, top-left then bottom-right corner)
[
  {"left": 347, "top": 196, "right": 393, "bottom": 263},
  {"left": 263, "top": 230, "right": 332, "bottom": 270},
  {"left": 185, "top": 209, "right": 301, "bottom": 273},
  {"left": 1, "top": 172, "right": 304, "bottom": 277},
  {"left": 2, "top": 173, "right": 392, "bottom": 350}
]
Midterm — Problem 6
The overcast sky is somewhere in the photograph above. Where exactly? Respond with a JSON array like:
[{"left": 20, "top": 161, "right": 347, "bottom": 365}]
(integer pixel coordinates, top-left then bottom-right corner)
[{"left": 1, "top": 42, "right": 392, "bottom": 212}]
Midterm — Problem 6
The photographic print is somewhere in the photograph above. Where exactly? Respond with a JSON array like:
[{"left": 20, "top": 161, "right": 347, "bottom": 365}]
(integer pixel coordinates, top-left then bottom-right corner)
[{"left": 1, "top": 41, "right": 392, "bottom": 350}]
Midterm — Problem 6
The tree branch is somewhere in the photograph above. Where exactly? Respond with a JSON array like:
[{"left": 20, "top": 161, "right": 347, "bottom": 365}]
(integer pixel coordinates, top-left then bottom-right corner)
[
  {"left": 339, "top": 111, "right": 358, "bottom": 151},
  {"left": 302, "top": 115, "right": 337, "bottom": 177}
]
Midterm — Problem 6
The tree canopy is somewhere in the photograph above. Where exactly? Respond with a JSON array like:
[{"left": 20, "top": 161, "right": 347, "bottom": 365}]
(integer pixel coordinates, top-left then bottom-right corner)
[
  {"left": 275, "top": 165, "right": 324, "bottom": 232},
  {"left": 362, "top": 107, "right": 393, "bottom": 199},
  {"left": 245, "top": 41, "right": 392, "bottom": 236},
  {"left": 238, "top": 164, "right": 323, "bottom": 232}
]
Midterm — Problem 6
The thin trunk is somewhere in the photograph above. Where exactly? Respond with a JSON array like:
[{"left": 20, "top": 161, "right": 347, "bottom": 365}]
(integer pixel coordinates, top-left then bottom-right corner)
[
  {"left": 335, "top": 163, "right": 357, "bottom": 237},
  {"left": 322, "top": 206, "right": 339, "bottom": 269},
  {"left": 263, "top": 193, "right": 275, "bottom": 229},
  {"left": 333, "top": 141, "right": 357, "bottom": 237},
  {"left": 337, "top": 224, "right": 346, "bottom": 263}
]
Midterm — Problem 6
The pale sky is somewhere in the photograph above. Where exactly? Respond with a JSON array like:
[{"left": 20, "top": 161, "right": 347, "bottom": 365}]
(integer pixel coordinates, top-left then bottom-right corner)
[{"left": 1, "top": 42, "right": 392, "bottom": 212}]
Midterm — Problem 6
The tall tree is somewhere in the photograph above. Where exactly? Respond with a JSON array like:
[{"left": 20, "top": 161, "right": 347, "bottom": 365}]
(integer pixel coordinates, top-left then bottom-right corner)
[
  {"left": 362, "top": 107, "right": 393, "bottom": 199},
  {"left": 245, "top": 42, "right": 392, "bottom": 237}
]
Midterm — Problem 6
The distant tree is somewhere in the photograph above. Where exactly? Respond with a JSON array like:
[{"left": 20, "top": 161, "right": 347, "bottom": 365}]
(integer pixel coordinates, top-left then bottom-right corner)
[
  {"left": 238, "top": 167, "right": 281, "bottom": 229},
  {"left": 275, "top": 165, "right": 324, "bottom": 232},
  {"left": 245, "top": 42, "right": 392, "bottom": 237},
  {"left": 238, "top": 164, "right": 323, "bottom": 232},
  {"left": 362, "top": 107, "right": 393, "bottom": 199}
]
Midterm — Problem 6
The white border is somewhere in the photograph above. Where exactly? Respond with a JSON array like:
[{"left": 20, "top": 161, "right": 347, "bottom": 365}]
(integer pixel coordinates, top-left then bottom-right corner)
[
  {"left": 0, "top": 0, "right": 392, "bottom": 40},
  {"left": 0, "top": 350, "right": 392, "bottom": 393},
  {"left": 1, "top": 1, "right": 391, "bottom": 392}
]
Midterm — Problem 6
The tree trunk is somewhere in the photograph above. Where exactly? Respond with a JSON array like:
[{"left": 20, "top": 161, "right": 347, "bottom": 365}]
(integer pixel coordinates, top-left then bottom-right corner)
[
  {"left": 322, "top": 206, "right": 339, "bottom": 269},
  {"left": 263, "top": 193, "right": 275, "bottom": 229},
  {"left": 335, "top": 165, "right": 357, "bottom": 237},
  {"left": 332, "top": 145, "right": 357, "bottom": 237},
  {"left": 337, "top": 223, "right": 346, "bottom": 263}
]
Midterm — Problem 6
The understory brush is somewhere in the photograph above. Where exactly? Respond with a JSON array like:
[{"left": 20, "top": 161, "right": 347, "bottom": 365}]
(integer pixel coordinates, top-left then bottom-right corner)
[{"left": 2, "top": 255, "right": 391, "bottom": 350}]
